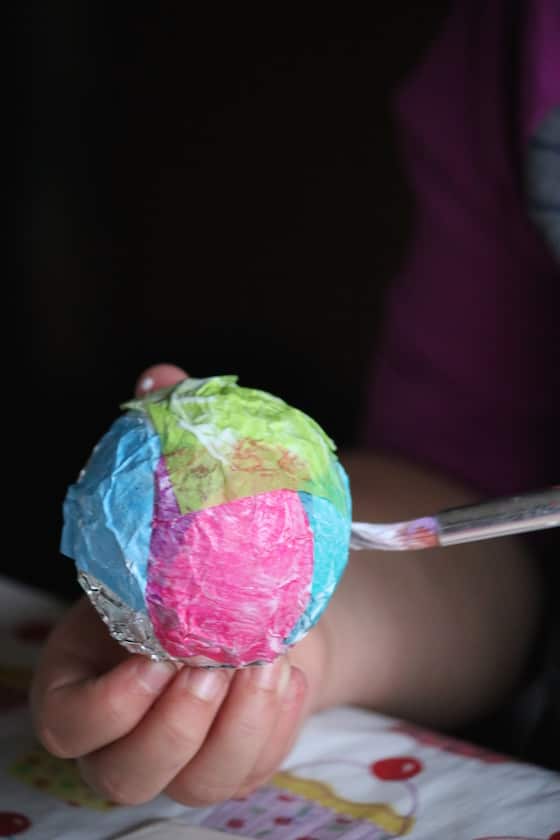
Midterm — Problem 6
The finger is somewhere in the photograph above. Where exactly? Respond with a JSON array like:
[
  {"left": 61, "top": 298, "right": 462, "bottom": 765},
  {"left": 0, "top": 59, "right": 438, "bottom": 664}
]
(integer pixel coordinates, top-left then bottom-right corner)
[
  {"left": 34, "top": 655, "right": 176, "bottom": 759},
  {"left": 135, "top": 364, "right": 188, "bottom": 396},
  {"left": 33, "top": 597, "right": 126, "bottom": 673},
  {"left": 30, "top": 597, "right": 122, "bottom": 734},
  {"left": 166, "top": 657, "right": 292, "bottom": 807},
  {"left": 78, "top": 665, "right": 232, "bottom": 805},
  {"left": 32, "top": 602, "right": 176, "bottom": 759},
  {"left": 236, "top": 666, "right": 308, "bottom": 796}
]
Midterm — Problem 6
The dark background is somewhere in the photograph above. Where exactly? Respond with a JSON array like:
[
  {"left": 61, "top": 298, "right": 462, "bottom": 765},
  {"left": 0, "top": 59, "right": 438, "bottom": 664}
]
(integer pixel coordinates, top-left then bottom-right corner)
[{"left": 27, "top": 5, "right": 451, "bottom": 599}]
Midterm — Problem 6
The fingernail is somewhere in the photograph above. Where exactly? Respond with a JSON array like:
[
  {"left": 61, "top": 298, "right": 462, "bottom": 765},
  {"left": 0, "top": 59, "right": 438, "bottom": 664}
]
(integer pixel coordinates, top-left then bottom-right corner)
[
  {"left": 253, "top": 658, "right": 291, "bottom": 694},
  {"left": 138, "top": 375, "right": 155, "bottom": 393},
  {"left": 181, "top": 667, "right": 226, "bottom": 702},
  {"left": 135, "top": 660, "right": 175, "bottom": 694}
]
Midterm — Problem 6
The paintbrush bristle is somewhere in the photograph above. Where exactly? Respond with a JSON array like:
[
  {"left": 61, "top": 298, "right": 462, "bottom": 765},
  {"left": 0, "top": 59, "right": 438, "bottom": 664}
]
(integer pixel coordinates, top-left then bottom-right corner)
[{"left": 350, "top": 516, "right": 440, "bottom": 551}]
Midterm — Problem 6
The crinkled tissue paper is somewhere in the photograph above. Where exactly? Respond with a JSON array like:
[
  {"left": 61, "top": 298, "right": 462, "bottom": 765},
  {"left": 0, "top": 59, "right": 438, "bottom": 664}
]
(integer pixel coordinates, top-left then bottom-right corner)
[{"left": 61, "top": 375, "right": 352, "bottom": 667}]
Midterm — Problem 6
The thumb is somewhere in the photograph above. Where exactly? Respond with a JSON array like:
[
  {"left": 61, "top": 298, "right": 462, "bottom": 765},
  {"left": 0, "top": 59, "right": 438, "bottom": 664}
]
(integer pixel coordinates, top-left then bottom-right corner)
[{"left": 135, "top": 364, "right": 189, "bottom": 397}]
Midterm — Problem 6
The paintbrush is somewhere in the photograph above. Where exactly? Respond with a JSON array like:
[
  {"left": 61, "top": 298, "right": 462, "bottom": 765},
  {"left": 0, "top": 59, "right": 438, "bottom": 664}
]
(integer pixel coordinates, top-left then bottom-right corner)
[{"left": 349, "top": 486, "right": 560, "bottom": 551}]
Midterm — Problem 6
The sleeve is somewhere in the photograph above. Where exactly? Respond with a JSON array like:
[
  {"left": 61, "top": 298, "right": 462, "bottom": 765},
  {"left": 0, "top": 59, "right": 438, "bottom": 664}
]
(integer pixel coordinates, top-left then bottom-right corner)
[
  {"left": 362, "top": 0, "right": 560, "bottom": 768},
  {"left": 362, "top": 0, "right": 560, "bottom": 498}
]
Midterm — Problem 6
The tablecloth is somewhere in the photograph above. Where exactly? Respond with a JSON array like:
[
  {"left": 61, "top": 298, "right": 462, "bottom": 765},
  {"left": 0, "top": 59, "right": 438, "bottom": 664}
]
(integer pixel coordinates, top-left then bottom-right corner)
[{"left": 1, "top": 575, "right": 558, "bottom": 839}]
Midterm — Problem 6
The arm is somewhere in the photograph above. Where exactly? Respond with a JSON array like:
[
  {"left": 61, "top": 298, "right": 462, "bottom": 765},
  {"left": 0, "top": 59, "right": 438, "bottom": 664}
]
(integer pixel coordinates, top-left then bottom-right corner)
[
  {"left": 315, "top": 0, "right": 555, "bottom": 734},
  {"left": 30, "top": 366, "right": 543, "bottom": 807},
  {"left": 300, "top": 450, "right": 543, "bottom": 729}
]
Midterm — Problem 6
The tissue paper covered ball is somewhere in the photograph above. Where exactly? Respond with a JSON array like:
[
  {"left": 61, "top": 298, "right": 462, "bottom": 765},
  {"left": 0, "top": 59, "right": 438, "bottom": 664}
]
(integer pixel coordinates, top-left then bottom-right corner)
[{"left": 61, "top": 375, "right": 351, "bottom": 667}]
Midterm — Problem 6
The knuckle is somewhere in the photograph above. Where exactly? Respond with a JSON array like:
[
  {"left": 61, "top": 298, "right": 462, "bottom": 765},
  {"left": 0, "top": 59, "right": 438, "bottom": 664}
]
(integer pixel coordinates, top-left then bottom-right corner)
[
  {"left": 235, "top": 783, "right": 260, "bottom": 800},
  {"left": 168, "top": 777, "right": 238, "bottom": 808},
  {"left": 34, "top": 694, "right": 77, "bottom": 758},
  {"left": 233, "top": 714, "right": 268, "bottom": 742},
  {"left": 238, "top": 771, "right": 274, "bottom": 797},
  {"left": 107, "top": 785, "right": 149, "bottom": 807},
  {"left": 36, "top": 721, "right": 75, "bottom": 759},
  {"left": 102, "top": 684, "right": 132, "bottom": 727},
  {"left": 86, "top": 767, "right": 148, "bottom": 807},
  {"left": 158, "top": 713, "right": 201, "bottom": 755}
]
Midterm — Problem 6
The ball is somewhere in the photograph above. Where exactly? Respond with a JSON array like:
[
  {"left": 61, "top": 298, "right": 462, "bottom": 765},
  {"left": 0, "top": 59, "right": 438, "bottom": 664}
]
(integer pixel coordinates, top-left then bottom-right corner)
[{"left": 61, "top": 375, "right": 351, "bottom": 667}]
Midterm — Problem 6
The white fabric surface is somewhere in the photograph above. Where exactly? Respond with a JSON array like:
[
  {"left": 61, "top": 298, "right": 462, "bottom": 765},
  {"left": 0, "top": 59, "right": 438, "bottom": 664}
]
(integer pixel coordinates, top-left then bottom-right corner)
[{"left": 0, "top": 575, "right": 558, "bottom": 839}]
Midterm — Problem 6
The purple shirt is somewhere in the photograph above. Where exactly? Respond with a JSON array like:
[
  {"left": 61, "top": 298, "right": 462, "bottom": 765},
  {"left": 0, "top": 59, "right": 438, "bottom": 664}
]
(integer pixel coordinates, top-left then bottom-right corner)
[{"left": 364, "top": 0, "right": 560, "bottom": 497}]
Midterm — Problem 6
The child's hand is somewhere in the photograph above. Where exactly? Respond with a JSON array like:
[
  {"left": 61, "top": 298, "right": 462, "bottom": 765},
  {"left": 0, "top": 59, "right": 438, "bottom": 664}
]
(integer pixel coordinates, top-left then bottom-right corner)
[
  {"left": 34, "top": 362, "right": 535, "bottom": 805},
  {"left": 30, "top": 364, "right": 317, "bottom": 806},
  {"left": 31, "top": 596, "right": 310, "bottom": 805}
]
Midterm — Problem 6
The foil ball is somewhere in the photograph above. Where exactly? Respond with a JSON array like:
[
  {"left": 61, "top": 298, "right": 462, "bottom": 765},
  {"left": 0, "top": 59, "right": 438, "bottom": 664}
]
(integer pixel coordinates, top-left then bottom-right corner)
[{"left": 61, "top": 375, "right": 351, "bottom": 667}]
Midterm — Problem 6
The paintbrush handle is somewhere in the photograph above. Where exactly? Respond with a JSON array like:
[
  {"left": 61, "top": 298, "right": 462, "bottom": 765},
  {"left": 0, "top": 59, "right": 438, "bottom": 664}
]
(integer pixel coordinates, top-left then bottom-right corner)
[
  {"left": 436, "top": 487, "right": 560, "bottom": 546},
  {"left": 349, "top": 487, "right": 560, "bottom": 551}
]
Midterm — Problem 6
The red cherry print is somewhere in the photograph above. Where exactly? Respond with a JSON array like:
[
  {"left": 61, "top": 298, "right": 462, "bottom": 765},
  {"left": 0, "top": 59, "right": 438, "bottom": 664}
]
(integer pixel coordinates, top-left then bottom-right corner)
[
  {"left": 277, "top": 794, "right": 296, "bottom": 801},
  {"left": 0, "top": 812, "right": 31, "bottom": 836},
  {"left": 274, "top": 816, "right": 293, "bottom": 825},
  {"left": 227, "top": 819, "right": 245, "bottom": 829},
  {"left": 370, "top": 756, "right": 423, "bottom": 781}
]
